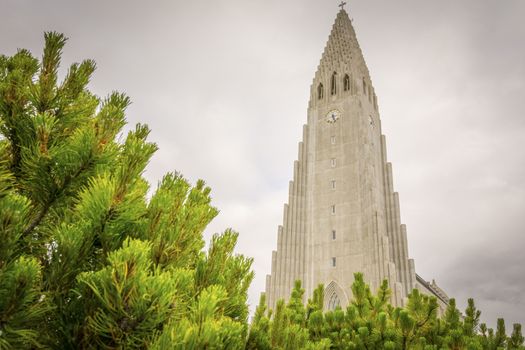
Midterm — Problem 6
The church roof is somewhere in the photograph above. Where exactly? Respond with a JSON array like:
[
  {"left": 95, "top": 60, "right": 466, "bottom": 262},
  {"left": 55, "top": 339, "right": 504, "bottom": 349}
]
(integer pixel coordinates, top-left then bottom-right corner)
[{"left": 316, "top": 9, "right": 370, "bottom": 80}]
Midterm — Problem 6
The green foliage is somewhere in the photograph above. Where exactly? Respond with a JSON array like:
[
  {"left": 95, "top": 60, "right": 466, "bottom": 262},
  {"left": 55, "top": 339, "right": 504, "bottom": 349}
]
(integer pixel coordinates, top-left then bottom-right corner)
[
  {"left": 508, "top": 324, "right": 524, "bottom": 350},
  {"left": 464, "top": 298, "right": 482, "bottom": 337},
  {"left": 0, "top": 32, "right": 253, "bottom": 349},
  {"left": 249, "top": 274, "right": 523, "bottom": 350},
  {"left": 151, "top": 286, "right": 246, "bottom": 350},
  {"left": 287, "top": 280, "right": 306, "bottom": 326},
  {"left": 246, "top": 294, "right": 271, "bottom": 350},
  {"left": 0, "top": 256, "right": 49, "bottom": 349},
  {"left": 76, "top": 239, "right": 177, "bottom": 348}
]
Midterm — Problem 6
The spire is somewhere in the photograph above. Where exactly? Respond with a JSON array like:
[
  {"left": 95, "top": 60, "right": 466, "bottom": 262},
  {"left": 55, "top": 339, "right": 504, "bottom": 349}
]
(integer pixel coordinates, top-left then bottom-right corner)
[{"left": 315, "top": 7, "right": 370, "bottom": 81}]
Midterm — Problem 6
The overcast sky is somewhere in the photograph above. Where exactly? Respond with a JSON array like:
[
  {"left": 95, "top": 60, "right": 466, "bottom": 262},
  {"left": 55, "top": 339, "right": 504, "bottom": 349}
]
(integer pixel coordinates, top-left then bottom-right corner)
[{"left": 2, "top": 0, "right": 524, "bottom": 328}]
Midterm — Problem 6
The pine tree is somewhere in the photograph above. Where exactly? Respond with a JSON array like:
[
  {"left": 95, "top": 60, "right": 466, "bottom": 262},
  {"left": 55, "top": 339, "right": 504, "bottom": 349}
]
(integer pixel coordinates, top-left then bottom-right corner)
[
  {"left": 507, "top": 324, "right": 524, "bottom": 350},
  {"left": 464, "top": 298, "right": 482, "bottom": 337},
  {"left": 495, "top": 319, "right": 508, "bottom": 350},
  {"left": 249, "top": 271, "right": 524, "bottom": 350},
  {"left": 246, "top": 294, "right": 271, "bottom": 350},
  {"left": 270, "top": 299, "right": 288, "bottom": 348},
  {"left": 0, "top": 32, "right": 253, "bottom": 349},
  {"left": 287, "top": 280, "right": 306, "bottom": 327}
]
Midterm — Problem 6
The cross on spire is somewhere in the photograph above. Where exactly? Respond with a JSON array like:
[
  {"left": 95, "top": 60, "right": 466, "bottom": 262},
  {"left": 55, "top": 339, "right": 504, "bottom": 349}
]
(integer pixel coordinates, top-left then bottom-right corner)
[{"left": 338, "top": 1, "right": 347, "bottom": 10}]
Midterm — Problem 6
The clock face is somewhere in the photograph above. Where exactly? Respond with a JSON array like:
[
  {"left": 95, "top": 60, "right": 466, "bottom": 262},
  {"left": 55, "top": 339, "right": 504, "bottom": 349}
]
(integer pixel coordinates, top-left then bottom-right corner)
[{"left": 326, "top": 109, "right": 340, "bottom": 124}]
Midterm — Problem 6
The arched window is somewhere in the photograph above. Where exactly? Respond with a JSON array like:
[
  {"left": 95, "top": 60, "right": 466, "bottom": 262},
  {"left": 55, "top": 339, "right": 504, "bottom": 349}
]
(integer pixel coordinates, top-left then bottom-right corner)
[
  {"left": 324, "top": 281, "right": 346, "bottom": 311},
  {"left": 331, "top": 72, "right": 337, "bottom": 95},
  {"left": 328, "top": 292, "right": 341, "bottom": 310},
  {"left": 317, "top": 83, "right": 324, "bottom": 99},
  {"left": 343, "top": 74, "right": 350, "bottom": 91}
]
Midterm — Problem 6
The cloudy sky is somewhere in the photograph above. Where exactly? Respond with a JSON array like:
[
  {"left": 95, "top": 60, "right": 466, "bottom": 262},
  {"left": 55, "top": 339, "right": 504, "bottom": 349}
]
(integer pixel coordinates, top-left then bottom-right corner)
[{"left": 2, "top": 0, "right": 524, "bottom": 327}]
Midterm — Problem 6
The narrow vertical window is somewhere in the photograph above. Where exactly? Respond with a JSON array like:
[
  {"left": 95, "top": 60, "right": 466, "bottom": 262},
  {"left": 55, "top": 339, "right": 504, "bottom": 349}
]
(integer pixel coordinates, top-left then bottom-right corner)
[
  {"left": 317, "top": 83, "right": 324, "bottom": 99},
  {"left": 332, "top": 257, "right": 336, "bottom": 267},
  {"left": 332, "top": 230, "right": 336, "bottom": 240},
  {"left": 331, "top": 72, "right": 337, "bottom": 95},
  {"left": 331, "top": 158, "right": 336, "bottom": 167},
  {"left": 331, "top": 136, "right": 336, "bottom": 145},
  {"left": 331, "top": 205, "right": 336, "bottom": 215},
  {"left": 363, "top": 78, "right": 367, "bottom": 95},
  {"left": 331, "top": 180, "right": 336, "bottom": 189},
  {"left": 343, "top": 74, "right": 350, "bottom": 91}
]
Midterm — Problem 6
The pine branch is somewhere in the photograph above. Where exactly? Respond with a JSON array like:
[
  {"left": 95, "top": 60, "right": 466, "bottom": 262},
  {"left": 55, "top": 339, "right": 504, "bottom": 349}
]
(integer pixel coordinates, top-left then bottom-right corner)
[
  {"left": 7, "top": 110, "right": 23, "bottom": 179},
  {"left": 22, "top": 158, "right": 92, "bottom": 236},
  {"left": 22, "top": 201, "right": 50, "bottom": 236}
]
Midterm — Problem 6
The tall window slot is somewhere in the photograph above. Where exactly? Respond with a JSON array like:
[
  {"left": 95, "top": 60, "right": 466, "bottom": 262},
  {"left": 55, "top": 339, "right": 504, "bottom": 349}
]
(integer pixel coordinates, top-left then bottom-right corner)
[
  {"left": 331, "top": 72, "right": 337, "bottom": 95},
  {"left": 331, "top": 205, "right": 336, "bottom": 215},
  {"left": 317, "top": 83, "right": 324, "bottom": 99},
  {"left": 332, "top": 230, "right": 336, "bottom": 240},
  {"left": 331, "top": 180, "right": 336, "bottom": 189},
  {"left": 331, "top": 136, "right": 336, "bottom": 145},
  {"left": 331, "top": 158, "right": 336, "bottom": 167},
  {"left": 343, "top": 74, "right": 350, "bottom": 91},
  {"left": 332, "top": 257, "right": 336, "bottom": 267},
  {"left": 363, "top": 78, "right": 367, "bottom": 95}
]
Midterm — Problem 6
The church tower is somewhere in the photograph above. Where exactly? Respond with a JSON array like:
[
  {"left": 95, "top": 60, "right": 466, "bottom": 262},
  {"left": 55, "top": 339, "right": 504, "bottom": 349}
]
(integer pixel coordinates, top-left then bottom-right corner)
[{"left": 265, "top": 7, "right": 417, "bottom": 309}]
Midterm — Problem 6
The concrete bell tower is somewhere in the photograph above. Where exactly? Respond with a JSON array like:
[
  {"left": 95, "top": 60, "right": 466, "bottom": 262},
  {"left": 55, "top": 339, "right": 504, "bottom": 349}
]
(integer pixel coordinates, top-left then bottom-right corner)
[{"left": 265, "top": 8, "right": 417, "bottom": 310}]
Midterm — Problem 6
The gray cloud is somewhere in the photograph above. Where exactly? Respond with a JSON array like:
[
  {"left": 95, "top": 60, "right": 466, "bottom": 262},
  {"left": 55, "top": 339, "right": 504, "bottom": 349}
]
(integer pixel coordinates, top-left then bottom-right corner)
[{"left": 2, "top": 0, "right": 524, "bottom": 328}]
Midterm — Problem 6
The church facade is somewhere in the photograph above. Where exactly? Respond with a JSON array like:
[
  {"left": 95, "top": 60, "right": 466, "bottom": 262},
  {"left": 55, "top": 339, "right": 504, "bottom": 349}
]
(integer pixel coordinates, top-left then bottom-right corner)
[{"left": 265, "top": 8, "right": 449, "bottom": 310}]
